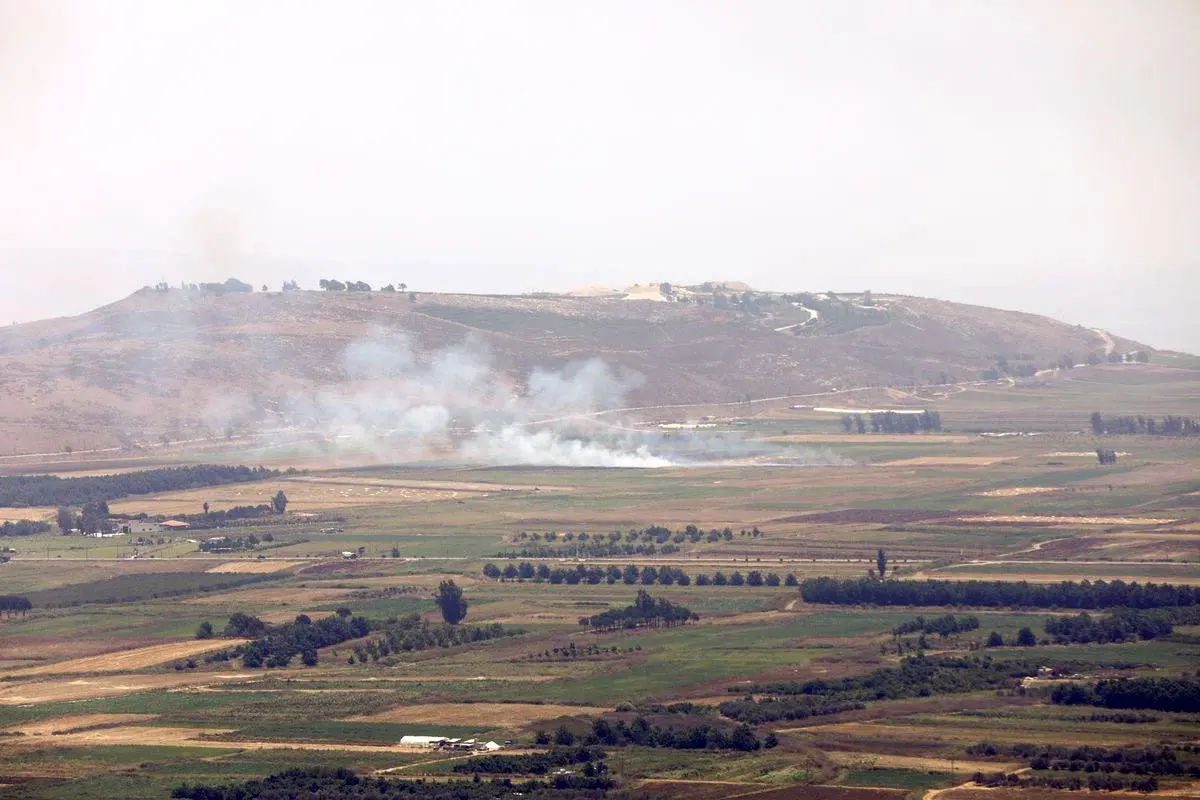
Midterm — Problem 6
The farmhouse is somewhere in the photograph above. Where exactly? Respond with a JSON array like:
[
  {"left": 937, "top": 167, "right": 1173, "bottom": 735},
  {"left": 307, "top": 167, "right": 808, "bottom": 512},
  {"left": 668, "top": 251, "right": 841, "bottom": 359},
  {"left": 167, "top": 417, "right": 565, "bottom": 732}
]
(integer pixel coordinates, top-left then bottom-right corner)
[
  {"left": 118, "top": 519, "right": 162, "bottom": 535},
  {"left": 161, "top": 520, "right": 191, "bottom": 530}
]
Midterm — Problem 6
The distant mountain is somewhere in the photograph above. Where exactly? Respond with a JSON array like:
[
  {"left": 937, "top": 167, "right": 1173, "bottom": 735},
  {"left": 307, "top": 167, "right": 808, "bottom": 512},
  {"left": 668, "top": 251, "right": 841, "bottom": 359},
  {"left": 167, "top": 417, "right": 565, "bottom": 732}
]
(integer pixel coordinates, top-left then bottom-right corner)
[{"left": 0, "top": 286, "right": 1147, "bottom": 456}]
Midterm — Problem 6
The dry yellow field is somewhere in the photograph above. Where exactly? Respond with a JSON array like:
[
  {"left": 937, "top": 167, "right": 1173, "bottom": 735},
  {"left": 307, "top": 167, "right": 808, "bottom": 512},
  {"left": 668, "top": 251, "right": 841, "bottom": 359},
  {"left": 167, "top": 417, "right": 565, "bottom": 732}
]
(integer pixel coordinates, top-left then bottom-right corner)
[
  {"left": 764, "top": 434, "right": 974, "bottom": 444},
  {"left": 350, "top": 702, "right": 607, "bottom": 726},
  {"left": 1, "top": 639, "right": 248, "bottom": 678},
  {"left": 205, "top": 560, "right": 310, "bottom": 574},
  {"left": 106, "top": 475, "right": 529, "bottom": 515},
  {"left": 824, "top": 751, "right": 1019, "bottom": 774},
  {"left": 0, "top": 672, "right": 258, "bottom": 704},
  {"left": 0, "top": 506, "right": 54, "bottom": 522},
  {"left": 6, "top": 713, "right": 157, "bottom": 735}
]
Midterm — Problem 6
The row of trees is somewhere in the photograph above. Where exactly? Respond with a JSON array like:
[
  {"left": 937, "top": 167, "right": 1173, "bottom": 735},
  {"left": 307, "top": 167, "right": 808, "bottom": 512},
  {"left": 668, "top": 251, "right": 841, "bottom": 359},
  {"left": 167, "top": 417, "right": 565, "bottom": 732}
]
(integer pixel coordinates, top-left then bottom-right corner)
[
  {"left": 452, "top": 746, "right": 605, "bottom": 776},
  {"left": 173, "top": 767, "right": 610, "bottom": 799},
  {"left": 1052, "top": 677, "right": 1200, "bottom": 712},
  {"left": 721, "top": 655, "right": 1042, "bottom": 724},
  {"left": 318, "top": 279, "right": 414, "bottom": 295},
  {"left": 0, "top": 519, "right": 51, "bottom": 537},
  {"left": 0, "top": 465, "right": 279, "bottom": 510},
  {"left": 500, "top": 524, "right": 752, "bottom": 559},
  {"left": 0, "top": 595, "right": 32, "bottom": 617},
  {"left": 969, "top": 742, "right": 1197, "bottom": 777},
  {"left": 893, "top": 613, "right": 979, "bottom": 637},
  {"left": 1044, "top": 609, "right": 1175, "bottom": 644},
  {"left": 799, "top": 577, "right": 1198, "bottom": 609},
  {"left": 579, "top": 589, "right": 697, "bottom": 631},
  {"left": 840, "top": 410, "right": 943, "bottom": 434},
  {"left": 1090, "top": 412, "right": 1200, "bottom": 436},
  {"left": 354, "top": 613, "right": 513, "bottom": 665},
  {"left": 584, "top": 716, "right": 764, "bottom": 751},
  {"left": 483, "top": 561, "right": 797, "bottom": 588}
]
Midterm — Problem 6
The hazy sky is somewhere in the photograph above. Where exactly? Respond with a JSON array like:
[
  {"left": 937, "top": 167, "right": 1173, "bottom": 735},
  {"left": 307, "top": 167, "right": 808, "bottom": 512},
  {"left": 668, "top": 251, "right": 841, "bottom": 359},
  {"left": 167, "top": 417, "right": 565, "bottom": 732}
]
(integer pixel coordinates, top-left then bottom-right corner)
[{"left": 1, "top": 1, "right": 1197, "bottom": 351}]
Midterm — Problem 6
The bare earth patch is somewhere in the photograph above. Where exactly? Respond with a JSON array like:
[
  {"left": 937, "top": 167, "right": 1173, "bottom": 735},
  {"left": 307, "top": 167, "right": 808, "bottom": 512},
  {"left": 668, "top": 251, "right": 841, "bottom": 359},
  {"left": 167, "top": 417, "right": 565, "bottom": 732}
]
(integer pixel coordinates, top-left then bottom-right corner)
[
  {"left": 349, "top": 702, "right": 606, "bottom": 726},
  {"left": 825, "top": 751, "right": 1019, "bottom": 774},
  {"left": 879, "top": 456, "right": 1013, "bottom": 466},
  {"left": 959, "top": 515, "right": 1176, "bottom": 526},
  {"left": 1, "top": 639, "right": 247, "bottom": 678},
  {"left": 6, "top": 713, "right": 157, "bottom": 736},
  {"left": 205, "top": 560, "right": 310, "bottom": 574},
  {"left": 974, "top": 487, "right": 1058, "bottom": 497}
]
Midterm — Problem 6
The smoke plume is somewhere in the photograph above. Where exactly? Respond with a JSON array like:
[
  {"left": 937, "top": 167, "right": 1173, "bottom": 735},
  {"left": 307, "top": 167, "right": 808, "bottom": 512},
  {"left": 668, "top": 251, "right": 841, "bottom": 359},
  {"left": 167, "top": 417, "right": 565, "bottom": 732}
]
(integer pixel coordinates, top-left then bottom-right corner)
[{"left": 271, "top": 333, "right": 672, "bottom": 467}]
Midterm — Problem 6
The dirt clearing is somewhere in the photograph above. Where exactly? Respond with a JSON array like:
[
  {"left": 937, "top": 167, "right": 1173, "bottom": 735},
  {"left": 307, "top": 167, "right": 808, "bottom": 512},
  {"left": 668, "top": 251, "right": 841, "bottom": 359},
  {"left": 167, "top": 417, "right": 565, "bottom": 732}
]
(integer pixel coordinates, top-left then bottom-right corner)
[
  {"left": 0, "top": 672, "right": 258, "bottom": 704},
  {"left": 1, "top": 639, "right": 248, "bottom": 677},
  {"left": 959, "top": 515, "right": 1176, "bottom": 526},
  {"left": 350, "top": 702, "right": 606, "bottom": 726},
  {"left": 879, "top": 456, "right": 1013, "bottom": 466},
  {"left": 975, "top": 487, "right": 1058, "bottom": 497},
  {"left": 6, "top": 713, "right": 157, "bottom": 735},
  {"left": 205, "top": 560, "right": 309, "bottom": 574}
]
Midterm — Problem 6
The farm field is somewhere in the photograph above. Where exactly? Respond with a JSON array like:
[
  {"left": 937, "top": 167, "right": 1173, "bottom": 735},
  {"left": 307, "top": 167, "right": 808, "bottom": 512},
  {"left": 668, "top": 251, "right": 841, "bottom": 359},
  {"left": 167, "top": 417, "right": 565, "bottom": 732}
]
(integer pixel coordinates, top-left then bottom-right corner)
[{"left": 0, "top": 370, "right": 1198, "bottom": 799}]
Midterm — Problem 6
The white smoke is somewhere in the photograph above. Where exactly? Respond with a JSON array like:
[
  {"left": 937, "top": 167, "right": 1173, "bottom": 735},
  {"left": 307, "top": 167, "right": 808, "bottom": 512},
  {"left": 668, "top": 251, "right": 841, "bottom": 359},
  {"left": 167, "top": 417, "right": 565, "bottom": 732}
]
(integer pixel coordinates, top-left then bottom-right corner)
[{"left": 270, "top": 333, "right": 672, "bottom": 467}]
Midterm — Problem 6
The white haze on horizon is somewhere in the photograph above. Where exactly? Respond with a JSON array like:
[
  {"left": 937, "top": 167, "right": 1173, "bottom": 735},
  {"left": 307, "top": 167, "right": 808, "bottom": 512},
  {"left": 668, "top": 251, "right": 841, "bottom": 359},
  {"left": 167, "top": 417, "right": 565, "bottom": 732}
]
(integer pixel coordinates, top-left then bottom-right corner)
[{"left": 0, "top": 1, "right": 1196, "bottom": 352}]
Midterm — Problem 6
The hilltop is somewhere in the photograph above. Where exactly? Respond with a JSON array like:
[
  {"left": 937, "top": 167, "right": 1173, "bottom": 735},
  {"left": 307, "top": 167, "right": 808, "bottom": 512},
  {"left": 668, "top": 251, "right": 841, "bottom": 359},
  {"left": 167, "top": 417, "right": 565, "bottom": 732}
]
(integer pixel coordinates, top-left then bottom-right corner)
[{"left": 0, "top": 285, "right": 1150, "bottom": 456}]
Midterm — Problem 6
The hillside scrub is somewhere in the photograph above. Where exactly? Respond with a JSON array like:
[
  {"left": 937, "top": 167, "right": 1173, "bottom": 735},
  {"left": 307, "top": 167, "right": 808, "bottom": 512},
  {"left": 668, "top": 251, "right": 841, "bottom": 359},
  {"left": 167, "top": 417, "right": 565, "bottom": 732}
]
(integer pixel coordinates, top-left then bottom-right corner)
[
  {"left": 721, "top": 655, "right": 1041, "bottom": 723},
  {"left": 579, "top": 589, "right": 698, "bottom": 631},
  {"left": 800, "top": 577, "right": 1197, "bottom": 609},
  {"left": 0, "top": 519, "right": 52, "bottom": 537},
  {"left": 1051, "top": 677, "right": 1200, "bottom": 712},
  {"left": 1044, "top": 609, "right": 1174, "bottom": 643},
  {"left": 173, "top": 767, "right": 614, "bottom": 799}
]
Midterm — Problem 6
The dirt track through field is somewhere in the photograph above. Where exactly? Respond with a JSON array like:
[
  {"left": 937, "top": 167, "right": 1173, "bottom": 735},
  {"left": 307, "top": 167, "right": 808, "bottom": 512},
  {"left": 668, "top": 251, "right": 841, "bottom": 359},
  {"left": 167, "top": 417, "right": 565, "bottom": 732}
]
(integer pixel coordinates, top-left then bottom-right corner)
[{"left": 1, "top": 639, "right": 248, "bottom": 677}]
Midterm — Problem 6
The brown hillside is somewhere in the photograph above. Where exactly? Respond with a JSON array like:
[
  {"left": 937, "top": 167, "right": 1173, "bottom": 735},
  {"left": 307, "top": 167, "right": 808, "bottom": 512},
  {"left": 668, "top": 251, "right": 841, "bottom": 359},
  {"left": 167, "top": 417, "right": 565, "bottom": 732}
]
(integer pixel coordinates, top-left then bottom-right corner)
[{"left": 0, "top": 287, "right": 1140, "bottom": 455}]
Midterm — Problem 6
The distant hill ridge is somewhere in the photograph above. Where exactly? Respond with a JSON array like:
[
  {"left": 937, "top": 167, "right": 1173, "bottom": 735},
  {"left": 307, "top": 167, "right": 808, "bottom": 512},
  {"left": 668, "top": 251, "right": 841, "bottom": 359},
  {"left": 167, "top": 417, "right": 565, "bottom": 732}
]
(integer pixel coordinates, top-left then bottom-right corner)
[{"left": 0, "top": 286, "right": 1145, "bottom": 455}]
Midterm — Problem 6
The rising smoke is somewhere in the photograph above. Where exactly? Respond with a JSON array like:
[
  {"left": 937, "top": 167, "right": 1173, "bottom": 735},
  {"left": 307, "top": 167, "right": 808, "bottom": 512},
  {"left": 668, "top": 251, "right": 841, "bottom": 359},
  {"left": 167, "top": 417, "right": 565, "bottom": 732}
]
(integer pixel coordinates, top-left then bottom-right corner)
[{"left": 273, "top": 333, "right": 673, "bottom": 467}]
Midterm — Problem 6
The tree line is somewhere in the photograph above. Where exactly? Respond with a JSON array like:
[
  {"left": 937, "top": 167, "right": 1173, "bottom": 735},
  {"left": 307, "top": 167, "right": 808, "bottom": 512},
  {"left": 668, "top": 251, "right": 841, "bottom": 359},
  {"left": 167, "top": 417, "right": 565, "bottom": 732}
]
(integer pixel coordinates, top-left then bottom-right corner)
[
  {"left": 0, "top": 465, "right": 280, "bottom": 509},
  {"left": 1051, "top": 677, "right": 1200, "bottom": 713},
  {"left": 799, "top": 577, "right": 1197, "bottom": 609},
  {"left": 209, "top": 608, "right": 517, "bottom": 669},
  {"left": 972, "top": 770, "right": 1157, "bottom": 793},
  {"left": 1091, "top": 412, "right": 1200, "bottom": 437},
  {"left": 579, "top": 589, "right": 697, "bottom": 631},
  {"left": 967, "top": 741, "right": 1198, "bottom": 778},
  {"left": 0, "top": 519, "right": 51, "bottom": 537},
  {"left": 452, "top": 746, "right": 606, "bottom": 776},
  {"left": 893, "top": 613, "right": 979, "bottom": 637},
  {"left": 500, "top": 524, "right": 753, "bottom": 560},
  {"left": 582, "top": 716, "right": 765, "bottom": 752},
  {"left": 0, "top": 595, "right": 32, "bottom": 617},
  {"left": 483, "top": 561, "right": 796, "bottom": 588},
  {"left": 840, "top": 410, "right": 942, "bottom": 434}
]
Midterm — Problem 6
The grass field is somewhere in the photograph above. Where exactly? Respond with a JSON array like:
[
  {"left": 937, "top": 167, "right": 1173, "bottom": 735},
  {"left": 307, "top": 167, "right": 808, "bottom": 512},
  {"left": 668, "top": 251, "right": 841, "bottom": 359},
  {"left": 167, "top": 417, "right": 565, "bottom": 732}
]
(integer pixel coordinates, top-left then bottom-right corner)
[{"left": 2, "top": 368, "right": 1198, "bottom": 798}]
